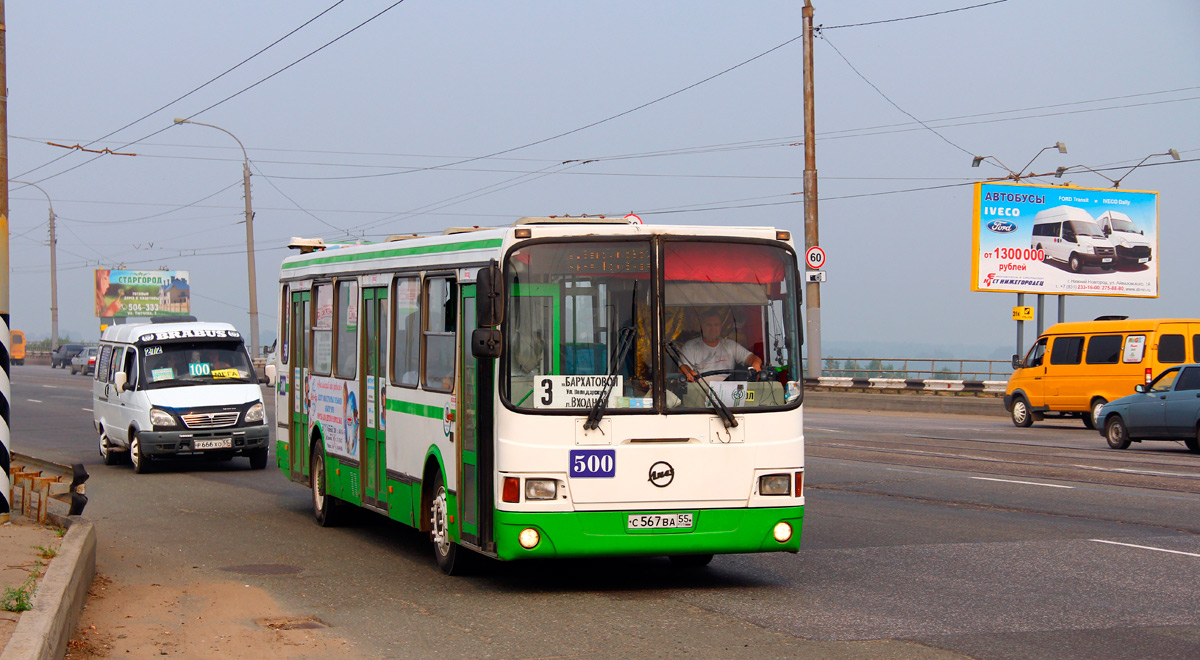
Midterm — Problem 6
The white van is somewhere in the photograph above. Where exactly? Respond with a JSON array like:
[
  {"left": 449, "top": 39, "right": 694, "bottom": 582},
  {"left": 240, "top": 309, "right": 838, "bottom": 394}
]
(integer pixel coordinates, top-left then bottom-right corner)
[
  {"left": 1094, "top": 210, "right": 1153, "bottom": 266},
  {"left": 92, "top": 320, "right": 270, "bottom": 473},
  {"left": 1029, "top": 206, "right": 1117, "bottom": 273}
]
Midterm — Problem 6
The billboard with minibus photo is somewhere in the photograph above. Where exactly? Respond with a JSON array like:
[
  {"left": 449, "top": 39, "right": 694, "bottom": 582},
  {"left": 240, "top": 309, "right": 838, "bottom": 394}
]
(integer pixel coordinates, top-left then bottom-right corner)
[
  {"left": 971, "top": 182, "right": 1158, "bottom": 297},
  {"left": 94, "top": 269, "right": 192, "bottom": 317}
]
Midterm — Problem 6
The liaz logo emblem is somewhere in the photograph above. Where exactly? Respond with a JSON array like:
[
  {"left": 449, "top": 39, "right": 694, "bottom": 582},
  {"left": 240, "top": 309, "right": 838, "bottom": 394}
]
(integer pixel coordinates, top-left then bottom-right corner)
[
  {"left": 648, "top": 461, "right": 674, "bottom": 488},
  {"left": 987, "top": 220, "right": 1018, "bottom": 234}
]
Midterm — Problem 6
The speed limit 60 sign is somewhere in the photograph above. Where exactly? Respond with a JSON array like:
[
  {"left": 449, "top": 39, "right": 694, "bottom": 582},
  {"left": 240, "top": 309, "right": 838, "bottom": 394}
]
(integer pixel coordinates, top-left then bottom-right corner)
[{"left": 805, "top": 246, "right": 826, "bottom": 270}]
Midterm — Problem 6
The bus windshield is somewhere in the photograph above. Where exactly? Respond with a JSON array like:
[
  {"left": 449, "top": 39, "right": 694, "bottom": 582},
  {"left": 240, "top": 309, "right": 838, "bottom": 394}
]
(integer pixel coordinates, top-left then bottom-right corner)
[
  {"left": 502, "top": 238, "right": 802, "bottom": 414},
  {"left": 139, "top": 340, "right": 257, "bottom": 388}
]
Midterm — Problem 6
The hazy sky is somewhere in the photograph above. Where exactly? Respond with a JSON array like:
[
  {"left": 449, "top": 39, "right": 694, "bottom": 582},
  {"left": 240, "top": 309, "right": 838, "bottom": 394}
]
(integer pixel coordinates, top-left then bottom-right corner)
[{"left": 6, "top": 1, "right": 1198, "bottom": 357}]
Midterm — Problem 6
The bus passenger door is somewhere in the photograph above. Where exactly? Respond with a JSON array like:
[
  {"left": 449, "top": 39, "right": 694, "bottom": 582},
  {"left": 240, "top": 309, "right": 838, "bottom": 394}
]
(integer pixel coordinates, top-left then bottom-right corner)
[
  {"left": 361, "top": 286, "right": 388, "bottom": 511},
  {"left": 459, "top": 285, "right": 495, "bottom": 552},
  {"left": 289, "top": 291, "right": 311, "bottom": 480}
]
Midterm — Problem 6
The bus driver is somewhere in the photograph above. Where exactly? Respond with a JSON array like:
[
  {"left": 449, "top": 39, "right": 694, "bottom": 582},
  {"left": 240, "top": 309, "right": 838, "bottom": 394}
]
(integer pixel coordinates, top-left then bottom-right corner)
[{"left": 679, "top": 310, "right": 763, "bottom": 382}]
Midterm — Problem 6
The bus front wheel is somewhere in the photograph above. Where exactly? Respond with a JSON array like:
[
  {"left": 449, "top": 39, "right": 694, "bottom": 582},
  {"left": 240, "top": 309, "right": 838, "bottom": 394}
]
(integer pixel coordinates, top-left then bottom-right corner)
[
  {"left": 429, "top": 473, "right": 463, "bottom": 575},
  {"left": 311, "top": 444, "right": 343, "bottom": 527}
]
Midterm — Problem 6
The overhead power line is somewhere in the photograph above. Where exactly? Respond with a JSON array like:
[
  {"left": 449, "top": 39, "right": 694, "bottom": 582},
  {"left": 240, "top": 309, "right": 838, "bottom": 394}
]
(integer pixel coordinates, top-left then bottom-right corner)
[
  {"left": 14, "top": 0, "right": 350, "bottom": 180},
  {"left": 822, "top": 0, "right": 1009, "bottom": 30}
]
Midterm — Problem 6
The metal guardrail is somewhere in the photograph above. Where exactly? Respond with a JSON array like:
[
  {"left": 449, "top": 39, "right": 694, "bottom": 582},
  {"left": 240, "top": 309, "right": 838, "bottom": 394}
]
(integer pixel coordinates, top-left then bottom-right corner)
[
  {"left": 805, "top": 358, "right": 1014, "bottom": 382},
  {"left": 7, "top": 452, "right": 88, "bottom": 524}
]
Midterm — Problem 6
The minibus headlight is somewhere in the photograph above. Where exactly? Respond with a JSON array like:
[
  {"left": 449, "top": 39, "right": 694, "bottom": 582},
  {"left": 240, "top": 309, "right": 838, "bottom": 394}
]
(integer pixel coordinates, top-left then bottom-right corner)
[
  {"left": 1083, "top": 244, "right": 1095, "bottom": 254},
  {"left": 759, "top": 474, "right": 791, "bottom": 496},
  {"left": 150, "top": 408, "right": 176, "bottom": 427},
  {"left": 525, "top": 479, "right": 557, "bottom": 500},
  {"left": 245, "top": 402, "right": 265, "bottom": 424}
]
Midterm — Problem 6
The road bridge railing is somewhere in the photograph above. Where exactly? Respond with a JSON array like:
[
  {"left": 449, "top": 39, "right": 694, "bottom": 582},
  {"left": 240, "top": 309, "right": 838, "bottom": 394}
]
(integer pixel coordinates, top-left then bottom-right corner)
[{"left": 7, "top": 453, "right": 88, "bottom": 524}]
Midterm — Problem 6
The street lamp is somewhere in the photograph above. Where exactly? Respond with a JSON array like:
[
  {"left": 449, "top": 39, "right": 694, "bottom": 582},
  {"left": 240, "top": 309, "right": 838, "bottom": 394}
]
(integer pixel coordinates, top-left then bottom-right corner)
[
  {"left": 172, "top": 118, "right": 259, "bottom": 359},
  {"left": 1054, "top": 149, "right": 1181, "bottom": 188},
  {"left": 971, "top": 142, "right": 1067, "bottom": 181},
  {"left": 11, "top": 181, "right": 58, "bottom": 350}
]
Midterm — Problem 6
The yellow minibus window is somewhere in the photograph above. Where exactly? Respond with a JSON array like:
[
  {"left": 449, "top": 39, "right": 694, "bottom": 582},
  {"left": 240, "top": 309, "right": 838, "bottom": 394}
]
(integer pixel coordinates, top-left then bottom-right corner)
[
  {"left": 1049, "top": 336, "right": 1084, "bottom": 365},
  {"left": 1085, "top": 335, "right": 1122, "bottom": 365},
  {"left": 1159, "top": 334, "right": 1185, "bottom": 364}
]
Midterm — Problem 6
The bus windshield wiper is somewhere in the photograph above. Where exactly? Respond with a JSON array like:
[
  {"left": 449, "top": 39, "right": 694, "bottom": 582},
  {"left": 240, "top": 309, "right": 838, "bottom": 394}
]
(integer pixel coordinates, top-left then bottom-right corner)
[
  {"left": 585, "top": 283, "right": 638, "bottom": 431},
  {"left": 583, "top": 325, "right": 635, "bottom": 431},
  {"left": 664, "top": 340, "right": 737, "bottom": 429}
]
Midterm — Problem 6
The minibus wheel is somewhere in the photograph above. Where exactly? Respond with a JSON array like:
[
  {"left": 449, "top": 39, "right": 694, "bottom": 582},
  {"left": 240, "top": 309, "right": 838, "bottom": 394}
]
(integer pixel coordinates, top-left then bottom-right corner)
[
  {"left": 130, "top": 433, "right": 152, "bottom": 474},
  {"left": 1105, "top": 416, "right": 1131, "bottom": 450},
  {"left": 1010, "top": 396, "right": 1034, "bottom": 427},
  {"left": 98, "top": 429, "right": 121, "bottom": 466},
  {"left": 1068, "top": 254, "right": 1083, "bottom": 273},
  {"left": 1086, "top": 399, "right": 1107, "bottom": 430}
]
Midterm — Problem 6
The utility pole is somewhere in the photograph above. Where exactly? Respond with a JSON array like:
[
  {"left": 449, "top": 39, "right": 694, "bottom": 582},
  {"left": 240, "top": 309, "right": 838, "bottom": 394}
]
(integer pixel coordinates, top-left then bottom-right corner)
[
  {"left": 1, "top": 0, "right": 13, "bottom": 523},
  {"left": 802, "top": 0, "right": 822, "bottom": 377}
]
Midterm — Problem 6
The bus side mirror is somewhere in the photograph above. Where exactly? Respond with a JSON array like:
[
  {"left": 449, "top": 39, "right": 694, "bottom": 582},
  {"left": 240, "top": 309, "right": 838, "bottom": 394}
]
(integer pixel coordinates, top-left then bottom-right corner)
[
  {"left": 114, "top": 372, "right": 129, "bottom": 392},
  {"left": 264, "top": 363, "right": 277, "bottom": 386},
  {"left": 1011, "top": 354, "right": 1021, "bottom": 369},
  {"left": 476, "top": 262, "right": 504, "bottom": 328},
  {"left": 1103, "top": 226, "right": 1111, "bottom": 235},
  {"left": 472, "top": 329, "right": 502, "bottom": 359}
]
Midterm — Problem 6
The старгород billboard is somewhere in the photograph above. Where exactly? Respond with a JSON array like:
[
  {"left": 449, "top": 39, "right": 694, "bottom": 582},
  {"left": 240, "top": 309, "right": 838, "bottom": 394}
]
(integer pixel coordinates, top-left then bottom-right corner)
[{"left": 971, "top": 182, "right": 1158, "bottom": 298}]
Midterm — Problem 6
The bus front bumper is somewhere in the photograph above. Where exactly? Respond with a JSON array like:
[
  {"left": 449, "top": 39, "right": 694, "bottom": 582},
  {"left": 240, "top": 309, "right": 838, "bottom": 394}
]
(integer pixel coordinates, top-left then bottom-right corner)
[{"left": 492, "top": 505, "right": 803, "bottom": 560}]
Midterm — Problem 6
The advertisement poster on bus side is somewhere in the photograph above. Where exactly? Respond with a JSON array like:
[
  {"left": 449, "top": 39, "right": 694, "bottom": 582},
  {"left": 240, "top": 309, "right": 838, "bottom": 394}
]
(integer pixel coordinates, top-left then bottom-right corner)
[
  {"left": 94, "top": 269, "right": 191, "bottom": 317},
  {"left": 970, "top": 182, "right": 1158, "bottom": 297},
  {"left": 307, "top": 375, "right": 360, "bottom": 459}
]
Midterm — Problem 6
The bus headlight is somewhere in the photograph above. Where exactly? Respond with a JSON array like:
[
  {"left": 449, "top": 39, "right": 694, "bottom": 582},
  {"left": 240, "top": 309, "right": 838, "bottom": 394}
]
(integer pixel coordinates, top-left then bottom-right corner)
[
  {"left": 150, "top": 408, "right": 176, "bottom": 427},
  {"left": 525, "top": 479, "right": 557, "bottom": 500},
  {"left": 518, "top": 527, "right": 541, "bottom": 549},
  {"left": 245, "top": 402, "right": 265, "bottom": 424},
  {"left": 773, "top": 522, "right": 793, "bottom": 543},
  {"left": 759, "top": 474, "right": 791, "bottom": 496}
]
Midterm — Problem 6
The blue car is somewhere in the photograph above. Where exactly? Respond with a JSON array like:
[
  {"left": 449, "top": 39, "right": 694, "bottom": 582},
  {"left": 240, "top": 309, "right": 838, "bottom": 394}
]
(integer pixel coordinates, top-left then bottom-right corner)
[{"left": 1096, "top": 363, "right": 1200, "bottom": 452}]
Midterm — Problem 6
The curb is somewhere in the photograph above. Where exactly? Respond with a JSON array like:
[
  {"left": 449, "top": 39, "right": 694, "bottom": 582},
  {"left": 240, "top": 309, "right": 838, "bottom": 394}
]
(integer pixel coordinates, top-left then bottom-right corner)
[{"left": 1, "top": 516, "right": 96, "bottom": 660}]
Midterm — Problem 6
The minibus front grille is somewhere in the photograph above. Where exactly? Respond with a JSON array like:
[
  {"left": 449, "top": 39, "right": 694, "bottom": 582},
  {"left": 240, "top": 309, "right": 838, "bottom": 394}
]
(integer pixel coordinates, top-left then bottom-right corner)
[
  {"left": 181, "top": 412, "right": 240, "bottom": 429},
  {"left": 1094, "top": 246, "right": 1115, "bottom": 257}
]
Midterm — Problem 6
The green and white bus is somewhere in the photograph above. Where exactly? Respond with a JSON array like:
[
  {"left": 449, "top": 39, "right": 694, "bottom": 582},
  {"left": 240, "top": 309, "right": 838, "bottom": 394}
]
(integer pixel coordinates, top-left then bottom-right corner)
[{"left": 271, "top": 217, "right": 805, "bottom": 573}]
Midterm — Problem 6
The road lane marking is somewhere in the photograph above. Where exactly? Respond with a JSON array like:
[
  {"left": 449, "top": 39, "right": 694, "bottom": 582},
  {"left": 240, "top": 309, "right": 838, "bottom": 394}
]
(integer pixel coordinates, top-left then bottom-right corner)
[
  {"left": 1090, "top": 539, "right": 1200, "bottom": 558},
  {"left": 82, "top": 407, "right": 93, "bottom": 412},
  {"left": 26, "top": 399, "right": 43, "bottom": 403},
  {"left": 40, "top": 385, "right": 59, "bottom": 388},
  {"left": 970, "top": 476, "right": 1074, "bottom": 489}
]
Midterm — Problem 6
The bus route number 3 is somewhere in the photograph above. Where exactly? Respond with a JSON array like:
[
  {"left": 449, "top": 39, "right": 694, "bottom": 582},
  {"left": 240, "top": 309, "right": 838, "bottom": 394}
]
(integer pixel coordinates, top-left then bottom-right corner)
[{"left": 570, "top": 449, "right": 616, "bottom": 478}]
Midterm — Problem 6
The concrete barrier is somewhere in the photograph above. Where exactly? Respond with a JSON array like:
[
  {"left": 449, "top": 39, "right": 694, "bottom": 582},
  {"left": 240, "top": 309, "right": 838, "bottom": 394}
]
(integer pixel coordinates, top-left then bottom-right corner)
[
  {"left": 804, "top": 389, "right": 1007, "bottom": 417},
  {"left": 0, "top": 516, "right": 96, "bottom": 660}
]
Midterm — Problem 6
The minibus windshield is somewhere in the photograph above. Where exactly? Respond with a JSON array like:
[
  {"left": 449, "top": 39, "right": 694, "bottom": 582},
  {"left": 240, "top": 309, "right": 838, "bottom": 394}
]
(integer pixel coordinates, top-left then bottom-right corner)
[
  {"left": 1067, "top": 221, "right": 1106, "bottom": 238},
  {"left": 140, "top": 340, "right": 257, "bottom": 388}
]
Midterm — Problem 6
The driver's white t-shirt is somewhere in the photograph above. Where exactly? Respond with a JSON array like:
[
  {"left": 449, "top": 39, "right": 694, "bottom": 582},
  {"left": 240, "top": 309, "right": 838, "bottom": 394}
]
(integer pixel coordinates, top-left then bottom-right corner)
[{"left": 680, "top": 338, "right": 752, "bottom": 382}]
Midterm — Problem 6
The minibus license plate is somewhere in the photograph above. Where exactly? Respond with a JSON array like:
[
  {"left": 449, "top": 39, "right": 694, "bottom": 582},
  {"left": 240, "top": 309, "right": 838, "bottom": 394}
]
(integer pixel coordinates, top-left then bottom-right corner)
[
  {"left": 1138, "top": 258, "right": 1148, "bottom": 263},
  {"left": 194, "top": 438, "right": 232, "bottom": 450},
  {"left": 1101, "top": 257, "right": 1112, "bottom": 263},
  {"left": 627, "top": 513, "right": 693, "bottom": 530}
]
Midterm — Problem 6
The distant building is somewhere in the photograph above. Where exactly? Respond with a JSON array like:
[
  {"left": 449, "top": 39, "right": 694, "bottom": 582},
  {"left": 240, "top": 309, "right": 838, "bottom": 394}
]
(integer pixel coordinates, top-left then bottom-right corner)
[{"left": 158, "top": 275, "right": 191, "bottom": 313}]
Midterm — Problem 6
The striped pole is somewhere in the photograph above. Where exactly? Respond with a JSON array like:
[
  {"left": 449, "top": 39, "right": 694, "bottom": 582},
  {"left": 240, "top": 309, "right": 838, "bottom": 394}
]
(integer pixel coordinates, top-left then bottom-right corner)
[
  {"left": 0, "top": 316, "right": 9, "bottom": 524},
  {"left": 1, "top": 0, "right": 11, "bottom": 523}
]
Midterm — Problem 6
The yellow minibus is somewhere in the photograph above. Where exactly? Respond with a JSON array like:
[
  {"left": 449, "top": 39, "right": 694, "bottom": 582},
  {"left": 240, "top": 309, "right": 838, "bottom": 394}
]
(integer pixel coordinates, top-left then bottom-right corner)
[{"left": 1005, "top": 318, "right": 1200, "bottom": 427}]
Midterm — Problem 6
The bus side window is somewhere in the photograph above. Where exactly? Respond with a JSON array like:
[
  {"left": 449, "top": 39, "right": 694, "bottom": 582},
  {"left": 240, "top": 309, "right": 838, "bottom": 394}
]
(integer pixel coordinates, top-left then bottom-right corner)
[
  {"left": 423, "top": 276, "right": 457, "bottom": 391},
  {"left": 123, "top": 348, "right": 138, "bottom": 389},
  {"left": 335, "top": 280, "right": 358, "bottom": 379},
  {"left": 1159, "top": 334, "right": 1185, "bottom": 364},
  {"left": 392, "top": 276, "right": 421, "bottom": 387}
]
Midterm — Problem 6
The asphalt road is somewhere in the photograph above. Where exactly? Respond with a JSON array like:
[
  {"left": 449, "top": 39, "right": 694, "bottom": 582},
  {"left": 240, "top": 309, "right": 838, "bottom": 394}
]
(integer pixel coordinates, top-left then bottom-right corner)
[{"left": 9, "top": 365, "right": 1200, "bottom": 660}]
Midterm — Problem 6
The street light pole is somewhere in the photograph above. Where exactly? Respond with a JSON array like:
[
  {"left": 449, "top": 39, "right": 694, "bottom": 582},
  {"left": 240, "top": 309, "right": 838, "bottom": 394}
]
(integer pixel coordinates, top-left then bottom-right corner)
[
  {"left": 10, "top": 181, "right": 57, "bottom": 349},
  {"left": 173, "top": 119, "right": 259, "bottom": 359}
]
